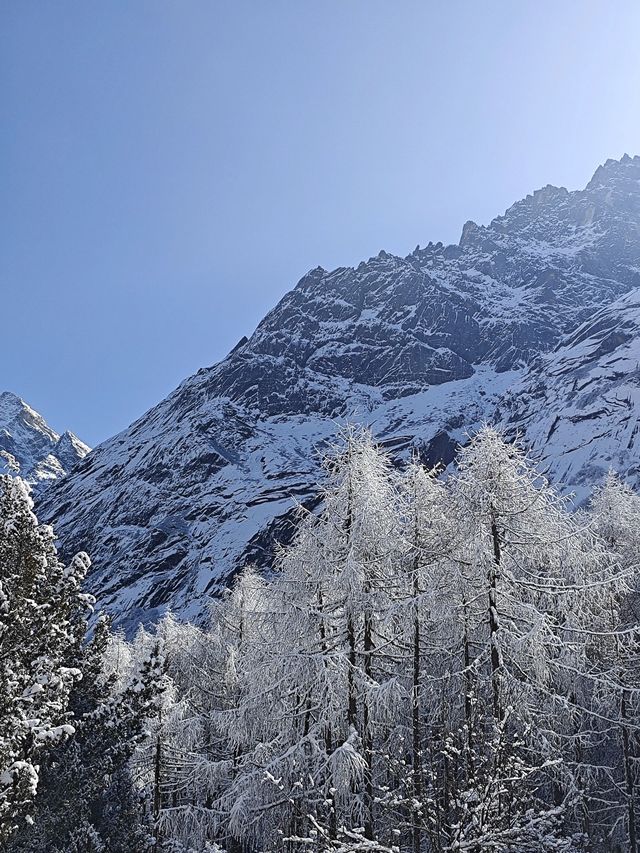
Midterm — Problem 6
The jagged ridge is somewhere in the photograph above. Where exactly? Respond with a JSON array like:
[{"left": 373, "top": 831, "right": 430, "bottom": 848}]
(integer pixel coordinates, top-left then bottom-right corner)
[
  {"left": 0, "top": 392, "right": 89, "bottom": 489},
  {"left": 37, "top": 155, "right": 640, "bottom": 629}
]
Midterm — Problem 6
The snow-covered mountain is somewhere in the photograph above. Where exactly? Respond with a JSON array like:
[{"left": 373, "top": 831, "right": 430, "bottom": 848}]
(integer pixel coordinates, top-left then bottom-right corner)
[
  {"left": 38, "top": 154, "right": 640, "bottom": 629},
  {"left": 0, "top": 392, "right": 90, "bottom": 488},
  {"left": 501, "top": 287, "right": 640, "bottom": 503}
]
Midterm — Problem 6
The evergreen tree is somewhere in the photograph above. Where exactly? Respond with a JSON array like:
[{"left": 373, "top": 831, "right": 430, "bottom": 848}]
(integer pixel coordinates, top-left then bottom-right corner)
[
  {"left": 9, "top": 617, "right": 165, "bottom": 852},
  {"left": 0, "top": 475, "right": 92, "bottom": 843}
]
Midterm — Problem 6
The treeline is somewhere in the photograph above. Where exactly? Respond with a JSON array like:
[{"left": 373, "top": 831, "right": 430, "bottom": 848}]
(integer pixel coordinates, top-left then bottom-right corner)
[{"left": 2, "top": 428, "right": 640, "bottom": 852}]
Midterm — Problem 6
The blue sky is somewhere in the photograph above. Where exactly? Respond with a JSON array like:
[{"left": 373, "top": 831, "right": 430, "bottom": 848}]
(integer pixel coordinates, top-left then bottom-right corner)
[{"left": 3, "top": 1, "right": 640, "bottom": 446}]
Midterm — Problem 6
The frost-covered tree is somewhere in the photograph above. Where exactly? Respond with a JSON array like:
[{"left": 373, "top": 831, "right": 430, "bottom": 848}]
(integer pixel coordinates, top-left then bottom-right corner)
[
  {"left": 439, "top": 429, "right": 640, "bottom": 852},
  {"left": 370, "top": 461, "right": 456, "bottom": 852},
  {"left": 0, "top": 475, "right": 92, "bottom": 843},
  {"left": 9, "top": 615, "right": 165, "bottom": 853},
  {"left": 133, "top": 613, "right": 229, "bottom": 851},
  {"left": 580, "top": 472, "right": 640, "bottom": 852},
  {"left": 111, "top": 427, "right": 640, "bottom": 853},
  {"left": 202, "top": 430, "right": 406, "bottom": 850},
  {"left": 129, "top": 569, "right": 270, "bottom": 853},
  {"left": 591, "top": 470, "right": 640, "bottom": 565},
  {"left": 446, "top": 711, "right": 578, "bottom": 853}
]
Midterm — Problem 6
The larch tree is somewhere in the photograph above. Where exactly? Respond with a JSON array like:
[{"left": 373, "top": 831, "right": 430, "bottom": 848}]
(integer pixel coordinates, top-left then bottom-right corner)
[
  {"left": 585, "top": 472, "right": 640, "bottom": 851},
  {"left": 214, "top": 429, "right": 405, "bottom": 850},
  {"left": 438, "top": 428, "right": 606, "bottom": 850}
]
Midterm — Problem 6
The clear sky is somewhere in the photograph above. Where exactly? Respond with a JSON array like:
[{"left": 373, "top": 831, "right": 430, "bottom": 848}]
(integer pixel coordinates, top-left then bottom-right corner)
[{"left": 3, "top": 1, "right": 640, "bottom": 446}]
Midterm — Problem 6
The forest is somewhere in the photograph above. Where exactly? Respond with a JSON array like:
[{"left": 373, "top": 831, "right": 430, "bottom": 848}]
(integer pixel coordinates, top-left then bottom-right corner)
[{"left": 1, "top": 427, "right": 640, "bottom": 853}]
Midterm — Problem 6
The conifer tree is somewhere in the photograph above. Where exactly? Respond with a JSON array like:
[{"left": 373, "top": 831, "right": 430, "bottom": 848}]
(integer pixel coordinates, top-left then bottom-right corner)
[
  {"left": 9, "top": 617, "right": 165, "bottom": 852},
  {"left": 0, "top": 475, "right": 92, "bottom": 843}
]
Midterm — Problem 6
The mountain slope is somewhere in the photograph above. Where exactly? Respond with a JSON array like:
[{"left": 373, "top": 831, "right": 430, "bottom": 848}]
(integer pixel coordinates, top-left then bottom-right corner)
[
  {"left": 501, "top": 287, "right": 640, "bottom": 503},
  {"left": 0, "top": 392, "right": 90, "bottom": 488},
  {"left": 39, "top": 155, "right": 640, "bottom": 629}
]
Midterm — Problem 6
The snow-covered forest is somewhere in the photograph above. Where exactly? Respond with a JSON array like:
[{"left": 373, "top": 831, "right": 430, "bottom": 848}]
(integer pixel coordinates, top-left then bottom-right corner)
[{"left": 2, "top": 427, "right": 640, "bottom": 852}]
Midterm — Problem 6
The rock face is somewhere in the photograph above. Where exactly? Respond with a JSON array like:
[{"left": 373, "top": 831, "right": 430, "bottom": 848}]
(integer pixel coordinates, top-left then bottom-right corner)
[
  {"left": 0, "top": 392, "right": 90, "bottom": 489},
  {"left": 501, "top": 287, "right": 640, "bottom": 503},
  {"left": 38, "top": 154, "right": 640, "bottom": 629}
]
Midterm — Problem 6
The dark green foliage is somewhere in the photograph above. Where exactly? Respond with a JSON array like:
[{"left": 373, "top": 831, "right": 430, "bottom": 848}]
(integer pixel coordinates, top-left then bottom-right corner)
[
  {"left": 0, "top": 475, "right": 92, "bottom": 842},
  {"left": 8, "top": 617, "right": 164, "bottom": 853}
]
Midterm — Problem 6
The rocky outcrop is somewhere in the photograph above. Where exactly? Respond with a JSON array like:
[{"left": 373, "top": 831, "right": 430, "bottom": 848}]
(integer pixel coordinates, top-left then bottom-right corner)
[{"left": 500, "top": 288, "right": 640, "bottom": 503}]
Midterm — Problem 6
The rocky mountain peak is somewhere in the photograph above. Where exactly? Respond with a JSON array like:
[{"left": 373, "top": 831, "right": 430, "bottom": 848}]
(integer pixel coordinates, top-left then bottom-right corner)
[
  {"left": 0, "top": 393, "right": 90, "bottom": 489},
  {"left": 586, "top": 152, "right": 640, "bottom": 190},
  {"left": 0, "top": 391, "right": 57, "bottom": 441},
  {"left": 501, "top": 285, "right": 640, "bottom": 502},
  {"left": 55, "top": 431, "right": 91, "bottom": 472}
]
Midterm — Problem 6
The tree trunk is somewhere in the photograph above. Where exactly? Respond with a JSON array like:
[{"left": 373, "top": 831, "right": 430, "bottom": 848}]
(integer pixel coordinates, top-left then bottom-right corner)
[
  {"left": 412, "top": 544, "right": 423, "bottom": 853},
  {"left": 344, "top": 453, "right": 357, "bottom": 732},
  {"left": 489, "top": 514, "right": 503, "bottom": 722},
  {"left": 318, "top": 587, "right": 337, "bottom": 840},
  {"left": 153, "top": 729, "right": 163, "bottom": 850},
  {"left": 622, "top": 691, "right": 637, "bottom": 853},
  {"left": 462, "top": 593, "right": 474, "bottom": 775},
  {"left": 363, "top": 604, "right": 374, "bottom": 840},
  {"left": 347, "top": 614, "right": 357, "bottom": 729}
]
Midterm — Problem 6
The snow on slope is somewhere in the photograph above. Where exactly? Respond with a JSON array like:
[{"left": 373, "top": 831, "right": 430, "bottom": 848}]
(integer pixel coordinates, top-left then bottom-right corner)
[
  {"left": 0, "top": 392, "right": 90, "bottom": 489},
  {"left": 501, "top": 288, "right": 640, "bottom": 503},
  {"left": 38, "top": 154, "right": 640, "bottom": 630},
  {"left": 42, "top": 365, "right": 517, "bottom": 627}
]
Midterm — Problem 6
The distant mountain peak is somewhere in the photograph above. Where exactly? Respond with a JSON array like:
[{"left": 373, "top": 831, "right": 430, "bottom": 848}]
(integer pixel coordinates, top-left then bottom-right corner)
[
  {"left": 55, "top": 431, "right": 91, "bottom": 472},
  {"left": 0, "top": 393, "right": 90, "bottom": 489},
  {"left": 587, "top": 152, "right": 640, "bottom": 189}
]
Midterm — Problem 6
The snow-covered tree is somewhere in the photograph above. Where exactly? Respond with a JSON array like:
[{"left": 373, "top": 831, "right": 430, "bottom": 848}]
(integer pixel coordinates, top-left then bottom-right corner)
[
  {"left": 446, "top": 710, "right": 578, "bottom": 853},
  {"left": 200, "top": 429, "right": 406, "bottom": 850},
  {"left": 133, "top": 614, "right": 227, "bottom": 851},
  {"left": 582, "top": 472, "right": 640, "bottom": 852},
  {"left": 9, "top": 615, "right": 165, "bottom": 853},
  {"left": 0, "top": 475, "right": 92, "bottom": 843},
  {"left": 30, "top": 425, "right": 639, "bottom": 853}
]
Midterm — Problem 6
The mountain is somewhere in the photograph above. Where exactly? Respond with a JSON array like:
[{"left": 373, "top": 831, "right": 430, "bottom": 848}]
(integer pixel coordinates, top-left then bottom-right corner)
[
  {"left": 0, "top": 392, "right": 90, "bottom": 488},
  {"left": 38, "top": 154, "right": 640, "bottom": 629},
  {"left": 501, "top": 286, "right": 640, "bottom": 503}
]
